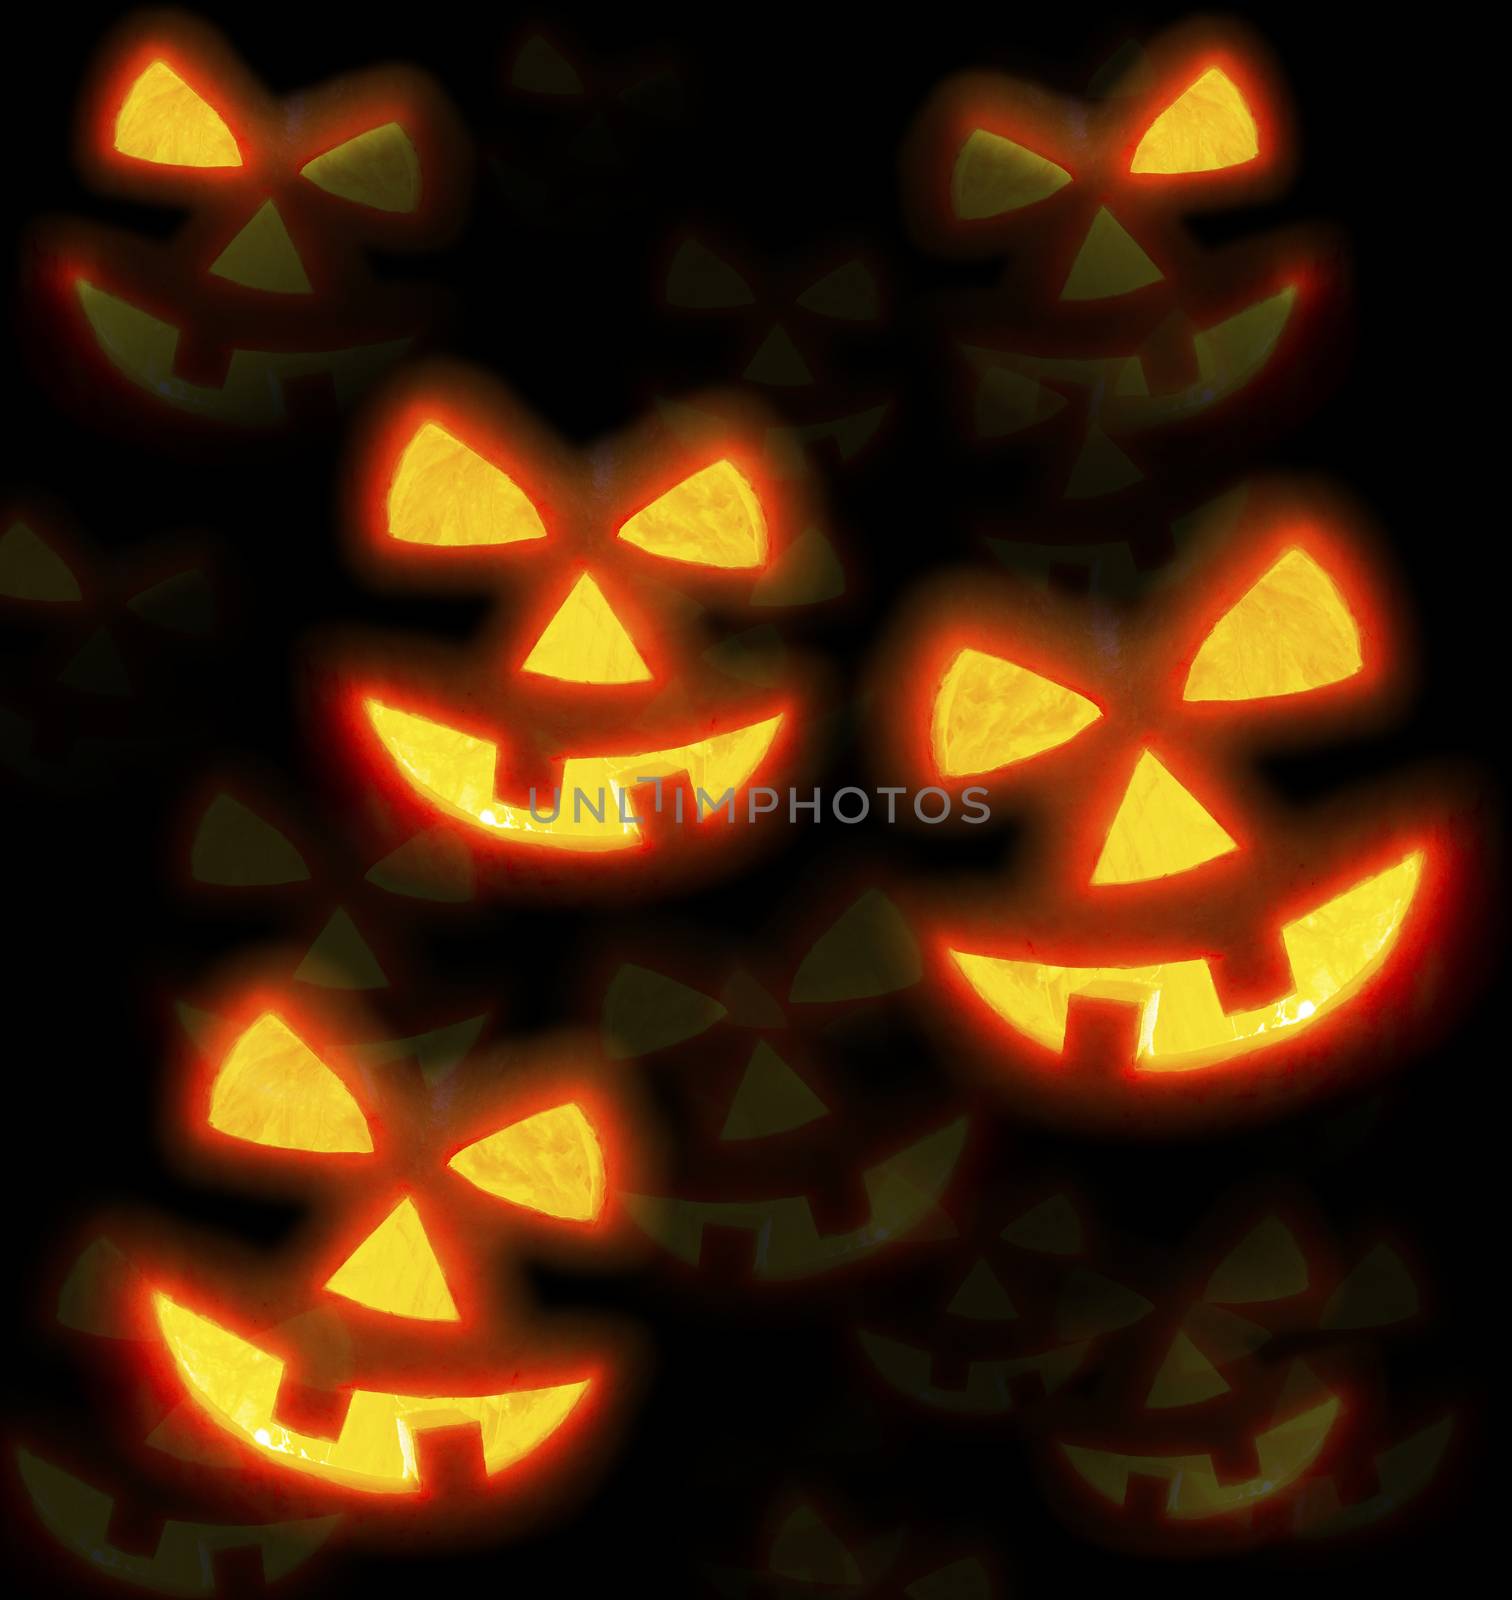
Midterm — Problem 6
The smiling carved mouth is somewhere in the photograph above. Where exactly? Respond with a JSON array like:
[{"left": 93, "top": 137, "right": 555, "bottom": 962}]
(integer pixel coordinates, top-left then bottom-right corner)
[
  {"left": 948, "top": 851, "right": 1423, "bottom": 1072},
  {"left": 75, "top": 277, "right": 412, "bottom": 424},
  {"left": 154, "top": 1292, "right": 590, "bottom": 1494},
  {"left": 363, "top": 697, "right": 786, "bottom": 852}
]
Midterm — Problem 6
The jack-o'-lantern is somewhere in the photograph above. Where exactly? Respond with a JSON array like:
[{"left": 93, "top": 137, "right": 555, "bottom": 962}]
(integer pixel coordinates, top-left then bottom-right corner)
[
  {"left": 26, "top": 11, "right": 469, "bottom": 434},
  {"left": 658, "top": 233, "right": 893, "bottom": 474},
  {"left": 904, "top": 20, "right": 1333, "bottom": 504},
  {"left": 87, "top": 985, "right": 652, "bottom": 1548},
  {"left": 1031, "top": 1196, "right": 1453, "bottom": 1553},
  {"left": 597, "top": 882, "right": 967, "bottom": 1284},
  {"left": 872, "top": 484, "right": 1477, "bottom": 1131},
  {"left": 1, "top": 500, "right": 217, "bottom": 792},
  {"left": 855, "top": 1167, "right": 1151, "bottom": 1420},
  {"left": 315, "top": 362, "right": 837, "bottom": 898}
]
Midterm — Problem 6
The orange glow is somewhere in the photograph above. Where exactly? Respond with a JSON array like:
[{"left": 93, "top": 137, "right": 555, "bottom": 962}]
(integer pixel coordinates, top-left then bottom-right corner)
[
  {"left": 520, "top": 573, "right": 652, "bottom": 684},
  {"left": 448, "top": 1103, "right": 606, "bottom": 1221},
  {"left": 113, "top": 60, "right": 241, "bottom": 168},
  {"left": 301, "top": 122, "right": 421, "bottom": 212},
  {"left": 1184, "top": 547, "right": 1362, "bottom": 702},
  {"left": 1090, "top": 750, "right": 1238, "bottom": 885},
  {"left": 362, "top": 696, "right": 784, "bottom": 851},
  {"left": 387, "top": 422, "right": 548, "bottom": 548},
  {"left": 152, "top": 1292, "right": 589, "bottom": 1493},
  {"left": 949, "top": 851, "right": 1424, "bottom": 1070},
  {"left": 1130, "top": 66, "right": 1259, "bottom": 175},
  {"left": 323, "top": 1196, "right": 459, "bottom": 1321},
  {"left": 931, "top": 648, "right": 1101, "bottom": 778},
  {"left": 208, "top": 1013, "right": 372, "bottom": 1154},
  {"left": 616, "top": 460, "right": 768, "bottom": 570}
]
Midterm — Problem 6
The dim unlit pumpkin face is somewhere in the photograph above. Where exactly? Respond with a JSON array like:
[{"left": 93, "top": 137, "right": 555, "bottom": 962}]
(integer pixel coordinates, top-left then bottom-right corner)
[
  {"left": 152, "top": 1012, "right": 608, "bottom": 1495},
  {"left": 919, "top": 536, "right": 1425, "bottom": 1081},
  {"left": 352, "top": 415, "right": 789, "bottom": 855}
]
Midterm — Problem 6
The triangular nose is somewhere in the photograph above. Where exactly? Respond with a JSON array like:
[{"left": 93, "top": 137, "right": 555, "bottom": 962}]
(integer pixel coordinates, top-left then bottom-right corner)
[
  {"left": 323, "top": 1196, "right": 459, "bottom": 1321},
  {"left": 209, "top": 200, "right": 312, "bottom": 294},
  {"left": 1091, "top": 749, "right": 1237, "bottom": 885},
  {"left": 521, "top": 572, "right": 652, "bottom": 684},
  {"left": 743, "top": 323, "right": 814, "bottom": 386},
  {"left": 1060, "top": 207, "right": 1163, "bottom": 301}
]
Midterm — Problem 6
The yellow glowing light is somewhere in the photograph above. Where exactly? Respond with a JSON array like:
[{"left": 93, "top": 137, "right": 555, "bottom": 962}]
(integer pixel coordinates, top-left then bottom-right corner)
[
  {"left": 1064, "top": 1394, "right": 1339, "bottom": 1516},
  {"left": 209, "top": 1013, "right": 372, "bottom": 1153},
  {"left": 363, "top": 698, "right": 783, "bottom": 851},
  {"left": 951, "top": 129, "right": 1071, "bottom": 219},
  {"left": 301, "top": 123, "right": 420, "bottom": 213},
  {"left": 449, "top": 1103, "right": 606, "bottom": 1220},
  {"left": 152, "top": 1293, "right": 588, "bottom": 1493},
  {"left": 114, "top": 60, "right": 241, "bottom": 168},
  {"left": 1060, "top": 208, "right": 1163, "bottom": 302},
  {"left": 1184, "top": 548, "right": 1362, "bottom": 702},
  {"left": 1130, "top": 67, "right": 1259, "bottom": 175},
  {"left": 617, "top": 461, "right": 767, "bottom": 570},
  {"left": 1090, "top": 749, "right": 1238, "bottom": 885},
  {"left": 323, "top": 1197, "right": 459, "bottom": 1321},
  {"left": 932, "top": 648, "right": 1101, "bottom": 778},
  {"left": 209, "top": 201, "right": 312, "bottom": 295},
  {"left": 950, "top": 852, "right": 1423, "bottom": 1069},
  {"left": 520, "top": 573, "right": 652, "bottom": 684},
  {"left": 387, "top": 423, "right": 548, "bottom": 548}
]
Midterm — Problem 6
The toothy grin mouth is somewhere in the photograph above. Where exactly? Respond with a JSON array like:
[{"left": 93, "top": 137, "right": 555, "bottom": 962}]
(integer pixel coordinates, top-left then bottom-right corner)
[
  {"left": 153, "top": 1292, "right": 589, "bottom": 1494},
  {"left": 363, "top": 697, "right": 785, "bottom": 852},
  {"left": 948, "top": 850, "right": 1422, "bottom": 1071}
]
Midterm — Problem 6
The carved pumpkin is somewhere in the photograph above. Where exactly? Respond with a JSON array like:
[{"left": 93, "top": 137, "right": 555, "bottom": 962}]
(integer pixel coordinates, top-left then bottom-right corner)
[
  {"left": 873, "top": 484, "right": 1475, "bottom": 1131},
  {"left": 26, "top": 11, "right": 469, "bottom": 433},
  {"left": 316, "top": 362, "right": 835, "bottom": 897},
  {"left": 905, "top": 20, "right": 1332, "bottom": 503},
  {"left": 596, "top": 882, "right": 968, "bottom": 1283},
  {"left": 1032, "top": 1195, "right": 1451, "bottom": 1553},
  {"left": 81, "top": 983, "right": 652, "bottom": 1548}
]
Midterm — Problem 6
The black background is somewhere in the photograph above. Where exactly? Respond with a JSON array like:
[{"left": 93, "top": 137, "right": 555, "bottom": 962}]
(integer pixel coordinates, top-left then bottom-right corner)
[{"left": 2, "top": 3, "right": 1501, "bottom": 1595}]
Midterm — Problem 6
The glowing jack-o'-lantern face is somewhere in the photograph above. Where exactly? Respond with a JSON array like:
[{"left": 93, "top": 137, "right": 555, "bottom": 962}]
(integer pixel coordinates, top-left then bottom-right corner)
[
  {"left": 879, "top": 492, "right": 1459, "bottom": 1130},
  {"left": 321, "top": 366, "right": 824, "bottom": 891},
  {"left": 28, "top": 13, "right": 467, "bottom": 431},
  {"left": 145, "top": 1003, "right": 627, "bottom": 1502},
  {"left": 907, "top": 22, "right": 1326, "bottom": 500}
]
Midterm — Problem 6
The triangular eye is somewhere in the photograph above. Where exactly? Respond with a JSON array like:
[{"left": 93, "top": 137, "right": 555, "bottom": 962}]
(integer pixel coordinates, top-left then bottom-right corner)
[
  {"left": 448, "top": 1103, "right": 606, "bottom": 1221},
  {"left": 931, "top": 647, "right": 1101, "bottom": 778},
  {"left": 796, "top": 260, "right": 880, "bottom": 321},
  {"left": 208, "top": 1013, "right": 372, "bottom": 1153},
  {"left": 951, "top": 128, "right": 1071, "bottom": 219},
  {"left": 1130, "top": 66, "right": 1258, "bottom": 175},
  {"left": 665, "top": 238, "right": 755, "bottom": 309},
  {"left": 114, "top": 60, "right": 241, "bottom": 168},
  {"left": 387, "top": 422, "right": 548, "bottom": 547},
  {"left": 617, "top": 460, "right": 767, "bottom": 570},
  {"left": 1183, "top": 548, "right": 1362, "bottom": 702},
  {"left": 301, "top": 123, "right": 421, "bottom": 213}
]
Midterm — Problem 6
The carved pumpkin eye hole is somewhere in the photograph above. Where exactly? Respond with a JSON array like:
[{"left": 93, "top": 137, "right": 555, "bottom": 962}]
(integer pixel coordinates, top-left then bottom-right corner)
[
  {"left": 301, "top": 123, "right": 421, "bottom": 213},
  {"left": 449, "top": 1103, "right": 606, "bottom": 1222},
  {"left": 207, "top": 1012, "right": 373, "bottom": 1154},
  {"left": 616, "top": 460, "right": 768, "bottom": 570},
  {"left": 931, "top": 647, "right": 1102, "bottom": 778},
  {"left": 1183, "top": 548, "right": 1362, "bottom": 703},
  {"left": 114, "top": 59, "right": 242, "bottom": 168},
  {"left": 386, "top": 421, "right": 548, "bottom": 548},
  {"left": 1130, "top": 66, "right": 1259, "bottom": 175},
  {"left": 665, "top": 238, "right": 755, "bottom": 309},
  {"left": 795, "top": 260, "right": 881, "bottom": 322},
  {"left": 951, "top": 129, "right": 1071, "bottom": 220}
]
